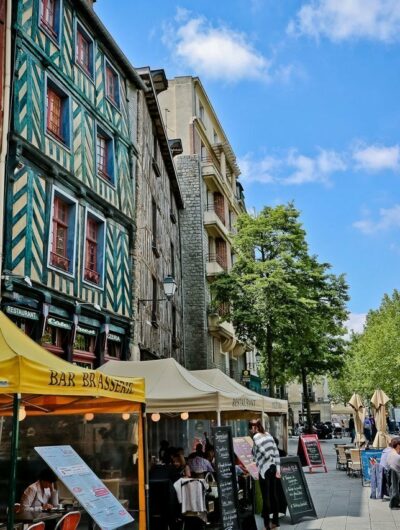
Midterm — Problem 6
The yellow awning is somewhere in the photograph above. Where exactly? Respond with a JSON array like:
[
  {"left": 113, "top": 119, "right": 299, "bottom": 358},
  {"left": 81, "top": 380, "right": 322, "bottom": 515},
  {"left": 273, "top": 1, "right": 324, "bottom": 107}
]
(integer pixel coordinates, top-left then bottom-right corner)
[{"left": 0, "top": 311, "right": 144, "bottom": 403}]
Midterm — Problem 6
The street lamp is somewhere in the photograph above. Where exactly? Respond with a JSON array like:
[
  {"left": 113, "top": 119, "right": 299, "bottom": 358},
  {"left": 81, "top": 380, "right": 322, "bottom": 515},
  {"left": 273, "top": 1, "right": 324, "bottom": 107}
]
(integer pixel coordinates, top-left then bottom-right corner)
[{"left": 139, "top": 275, "right": 177, "bottom": 303}]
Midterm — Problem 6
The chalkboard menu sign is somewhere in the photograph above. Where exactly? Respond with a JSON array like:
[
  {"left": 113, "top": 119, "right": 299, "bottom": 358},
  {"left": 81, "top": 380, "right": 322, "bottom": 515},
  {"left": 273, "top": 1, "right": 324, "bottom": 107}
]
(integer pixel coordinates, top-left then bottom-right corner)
[
  {"left": 212, "top": 426, "right": 240, "bottom": 530},
  {"left": 297, "top": 434, "right": 327, "bottom": 472},
  {"left": 280, "top": 456, "right": 317, "bottom": 524}
]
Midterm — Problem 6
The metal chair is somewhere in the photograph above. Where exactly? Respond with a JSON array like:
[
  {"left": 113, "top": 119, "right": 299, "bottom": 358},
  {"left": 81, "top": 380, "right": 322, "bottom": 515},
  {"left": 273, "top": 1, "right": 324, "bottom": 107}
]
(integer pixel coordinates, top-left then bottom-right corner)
[
  {"left": 54, "top": 511, "right": 81, "bottom": 530},
  {"left": 25, "top": 523, "right": 45, "bottom": 530}
]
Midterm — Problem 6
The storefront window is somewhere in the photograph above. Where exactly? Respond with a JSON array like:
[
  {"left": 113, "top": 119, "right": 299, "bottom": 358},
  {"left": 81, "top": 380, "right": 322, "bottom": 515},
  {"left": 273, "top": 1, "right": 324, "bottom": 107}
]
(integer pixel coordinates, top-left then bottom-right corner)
[
  {"left": 0, "top": 414, "right": 141, "bottom": 519},
  {"left": 41, "top": 320, "right": 70, "bottom": 356},
  {"left": 73, "top": 326, "right": 97, "bottom": 368},
  {"left": 105, "top": 333, "right": 122, "bottom": 359}
]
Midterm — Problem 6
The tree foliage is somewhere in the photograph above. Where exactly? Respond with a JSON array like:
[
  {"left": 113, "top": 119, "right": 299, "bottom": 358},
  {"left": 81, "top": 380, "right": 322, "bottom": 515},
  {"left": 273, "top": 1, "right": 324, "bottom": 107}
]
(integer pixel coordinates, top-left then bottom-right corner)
[
  {"left": 329, "top": 290, "right": 400, "bottom": 406},
  {"left": 211, "top": 203, "right": 349, "bottom": 418}
]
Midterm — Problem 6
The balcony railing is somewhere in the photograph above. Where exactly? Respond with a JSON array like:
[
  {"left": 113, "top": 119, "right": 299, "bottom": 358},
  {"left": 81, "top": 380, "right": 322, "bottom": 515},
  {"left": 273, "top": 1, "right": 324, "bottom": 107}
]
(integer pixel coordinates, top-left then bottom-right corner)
[
  {"left": 206, "top": 203, "right": 225, "bottom": 225},
  {"left": 208, "top": 252, "right": 227, "bottom": 270}
]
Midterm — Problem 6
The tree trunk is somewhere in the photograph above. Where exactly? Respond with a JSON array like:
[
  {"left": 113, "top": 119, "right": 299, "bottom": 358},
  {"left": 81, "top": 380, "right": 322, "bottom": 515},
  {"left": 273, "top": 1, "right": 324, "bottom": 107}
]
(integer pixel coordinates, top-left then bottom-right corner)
[
  {"left": 301, "top": 368, "right": 313, "bottom": 434},
  {"left": 266, "top": 328, "right": 274, "bottom": 398}
]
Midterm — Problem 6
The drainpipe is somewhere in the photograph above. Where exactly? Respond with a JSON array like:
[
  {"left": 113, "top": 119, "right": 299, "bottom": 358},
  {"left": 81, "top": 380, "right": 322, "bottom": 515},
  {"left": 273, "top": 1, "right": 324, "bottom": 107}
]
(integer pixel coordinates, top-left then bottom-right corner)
[{"left": 0, "top": 0, "right": 13, "bottom": 295}]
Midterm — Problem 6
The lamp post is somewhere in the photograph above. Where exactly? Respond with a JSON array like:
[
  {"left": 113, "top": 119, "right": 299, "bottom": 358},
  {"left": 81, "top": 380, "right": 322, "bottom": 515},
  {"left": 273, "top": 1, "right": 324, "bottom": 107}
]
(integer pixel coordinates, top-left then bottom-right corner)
[{"left": 138, "top": 275, "right": 177, "bottom": 304}]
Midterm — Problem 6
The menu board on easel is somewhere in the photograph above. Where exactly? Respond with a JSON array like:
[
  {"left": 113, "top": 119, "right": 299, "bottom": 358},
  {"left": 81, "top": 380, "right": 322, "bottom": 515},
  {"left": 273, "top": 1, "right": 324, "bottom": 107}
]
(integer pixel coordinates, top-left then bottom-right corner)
[
  {"left": 297, "top": 434, "right": 327, "bottom": 473},
  {"left": 212, "top": 426, "right": 240, "bottom": 530},
  {"left": 280, "top": 456, "right": 318, "bottom": 524},
  {"left": 232, "top": 436, "right": 259, "bottom": 480}
]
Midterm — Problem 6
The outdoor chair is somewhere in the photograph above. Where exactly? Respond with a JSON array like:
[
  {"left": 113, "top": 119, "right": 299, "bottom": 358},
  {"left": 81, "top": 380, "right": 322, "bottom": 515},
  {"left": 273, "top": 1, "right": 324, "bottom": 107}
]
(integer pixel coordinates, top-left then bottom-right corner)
[
  {"left": 348, "top": 449, "right": 362, "bottom": 477},
  {"left": 25, "top": 523, "right": 45, "bottom": 530},
  {"left": 54, "top": 511, "right": 81, "bottom": 530},
  {"left": 336, "top": 447, "right": 348, "bottom": 470}
]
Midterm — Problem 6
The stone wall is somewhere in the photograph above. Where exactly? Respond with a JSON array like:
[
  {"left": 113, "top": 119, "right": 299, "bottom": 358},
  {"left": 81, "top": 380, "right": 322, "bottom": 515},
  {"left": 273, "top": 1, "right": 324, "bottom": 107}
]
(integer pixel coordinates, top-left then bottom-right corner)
[{"left": 176, "top": 155, "right": 209, "bottom": 369}]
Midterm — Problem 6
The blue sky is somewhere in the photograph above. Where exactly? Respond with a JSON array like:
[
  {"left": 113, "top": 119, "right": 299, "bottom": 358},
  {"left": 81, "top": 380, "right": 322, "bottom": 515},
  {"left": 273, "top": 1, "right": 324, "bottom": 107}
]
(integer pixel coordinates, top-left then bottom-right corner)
[{"left": 95, "top": 0, "right": 400, "bottom": 331}]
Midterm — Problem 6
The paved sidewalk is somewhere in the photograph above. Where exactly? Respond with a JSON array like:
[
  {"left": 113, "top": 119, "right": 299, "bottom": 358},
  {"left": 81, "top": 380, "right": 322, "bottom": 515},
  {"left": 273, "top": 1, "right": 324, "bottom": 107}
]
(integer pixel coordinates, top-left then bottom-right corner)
[{"left": 256, "top": 436, "right": 400, "bottom": 530}]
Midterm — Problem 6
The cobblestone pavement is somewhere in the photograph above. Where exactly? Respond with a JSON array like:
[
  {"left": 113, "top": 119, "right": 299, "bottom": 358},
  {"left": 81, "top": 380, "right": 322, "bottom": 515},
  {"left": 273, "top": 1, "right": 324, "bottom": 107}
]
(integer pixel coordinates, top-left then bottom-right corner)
[{"left": 256, "top": 436, "right": 400, "bottom": 530}]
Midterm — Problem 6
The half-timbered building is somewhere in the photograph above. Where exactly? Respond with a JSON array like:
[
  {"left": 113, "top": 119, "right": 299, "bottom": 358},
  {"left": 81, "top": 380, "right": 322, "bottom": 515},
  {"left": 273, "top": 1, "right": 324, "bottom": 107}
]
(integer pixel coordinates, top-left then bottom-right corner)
[{"left": 2, "top": 0, "right": 145, "bottom": 367}]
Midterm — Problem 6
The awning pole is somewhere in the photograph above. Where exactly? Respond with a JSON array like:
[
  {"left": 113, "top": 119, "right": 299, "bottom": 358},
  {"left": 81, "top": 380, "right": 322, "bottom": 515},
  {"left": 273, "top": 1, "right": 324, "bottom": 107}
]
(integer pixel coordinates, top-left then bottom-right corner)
[
  {"left": 143, "top": 406, "right": 150, "bottom": 530},
  {"left": 7, "top": 393, "right": 20, "bottom": 530},
  {"left": 217, "top": 410, "right": 221, "bottom": 426}
]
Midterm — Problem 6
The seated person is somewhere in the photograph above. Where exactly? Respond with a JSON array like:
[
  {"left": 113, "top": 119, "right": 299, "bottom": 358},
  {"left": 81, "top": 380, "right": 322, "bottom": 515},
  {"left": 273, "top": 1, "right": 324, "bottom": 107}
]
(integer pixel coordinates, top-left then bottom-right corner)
[
  {"left": 168, "top": 453, "right": 191, "bottom": 483},
  {"left": 188, "top": 452, "right": 214, "bottom": 477},
  {"left": 188, "top": 443, "right": 205, "bottom": 460},
  {"left": 20, "top": 469, "right": 58, "bottom": 511}
]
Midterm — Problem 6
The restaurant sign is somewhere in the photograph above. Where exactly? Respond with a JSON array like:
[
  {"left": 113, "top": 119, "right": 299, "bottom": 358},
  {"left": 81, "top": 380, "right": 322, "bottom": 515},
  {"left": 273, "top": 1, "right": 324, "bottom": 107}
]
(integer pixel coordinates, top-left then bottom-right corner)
[
  {"left": 77, "top": 326, "right": 96, "bottom": 336},
  {"left": 47, "top": 317, "right": 72, "bottom": 330},
  {"left": 241, "top": 369, "right": 251, "bottom": 383},
  {"left": 5, "top": 306, "right": 39, "bottom": 320},
  {"left": 35, "top": 445, "right": 134, "bottom": 530}
]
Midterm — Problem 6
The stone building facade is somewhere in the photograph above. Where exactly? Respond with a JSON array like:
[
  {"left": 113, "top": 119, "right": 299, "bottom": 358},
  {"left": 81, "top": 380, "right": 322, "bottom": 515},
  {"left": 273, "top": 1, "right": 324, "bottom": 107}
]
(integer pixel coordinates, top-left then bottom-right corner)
[
  {"left": 158, "top": 76, "right": 246, "bottom": 377},
  {"left": 130, "top": 67, "right": 184, "bottom": 362}
]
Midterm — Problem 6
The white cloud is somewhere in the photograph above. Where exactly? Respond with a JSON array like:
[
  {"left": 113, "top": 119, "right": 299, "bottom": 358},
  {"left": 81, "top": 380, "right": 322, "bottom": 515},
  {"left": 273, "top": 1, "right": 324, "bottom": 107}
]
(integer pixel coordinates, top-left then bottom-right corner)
[
  {"left": 288, "top": 0, "right": 400, "bottom": 43},
  {"left": 345, "top": 313, "right": 366, "bottom": 337},
  {"left": 353, "top": 144, "right": 400, "bottom": 172},
  {"left": 353, "top": 204, "right": 400, "bottom": 234},
  {"left": 239, "top": 148, "right": 346, "bottom": 185},
  {"left": 285, "top": 149, "right": 346, "bottom": 185},
  {"left": 162, "top": 12, "right": 271, "bottom": 82}
]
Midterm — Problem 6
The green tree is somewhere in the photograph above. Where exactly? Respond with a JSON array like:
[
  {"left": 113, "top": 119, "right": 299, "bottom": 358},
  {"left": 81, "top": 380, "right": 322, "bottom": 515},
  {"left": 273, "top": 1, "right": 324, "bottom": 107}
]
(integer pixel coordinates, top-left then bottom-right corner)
[
  {"left": 211, "top": 203, "right": 349, "bottom": 430},
  {"left": 330, "top": 290, "right": 400, "bottom": 406}
]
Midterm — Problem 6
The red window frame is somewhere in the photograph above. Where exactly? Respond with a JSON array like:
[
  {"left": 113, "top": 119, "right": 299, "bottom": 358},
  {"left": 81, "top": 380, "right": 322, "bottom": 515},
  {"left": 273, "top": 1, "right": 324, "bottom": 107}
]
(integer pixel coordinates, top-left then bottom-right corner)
[
  {"left": 84, "top": 217, "right": 100, "bottom": 284},
  {"left": 41, "top": 0, "right": 57, "bottom": 38},
  {"left": 51, "top": 196, "right": 70, "bottom": 271},
  {"left": 97, "top": 134, "right": 110, "bottom": 180},
  {"left": 106, "top": 65, "right": 118, "bottom": 105},
  {"left": 76, "top": 29, "right": 90, "bottom": 74},
  {"left": 47, "top": 87, "right": 63, "bottom": 141}
]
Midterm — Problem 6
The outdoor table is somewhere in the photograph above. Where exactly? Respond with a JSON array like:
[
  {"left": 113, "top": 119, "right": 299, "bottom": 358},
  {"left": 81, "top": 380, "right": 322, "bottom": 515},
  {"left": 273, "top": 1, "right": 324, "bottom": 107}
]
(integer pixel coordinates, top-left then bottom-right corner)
[{"left": 0, "top": 508, "right": 83, "bottom": 527}]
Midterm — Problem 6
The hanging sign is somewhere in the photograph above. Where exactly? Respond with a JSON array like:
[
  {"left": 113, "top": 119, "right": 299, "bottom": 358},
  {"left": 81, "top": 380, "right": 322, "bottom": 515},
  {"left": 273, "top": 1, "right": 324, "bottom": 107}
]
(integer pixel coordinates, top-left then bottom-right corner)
[
  {"left": 35, "top": 445, "right": 134, "bottom": 530},
  {"left": 241, "top": 369, "right": 251, "bottom": 383},
  {"left": 297, "top": 434, "right": 327, "bottom": 473}
]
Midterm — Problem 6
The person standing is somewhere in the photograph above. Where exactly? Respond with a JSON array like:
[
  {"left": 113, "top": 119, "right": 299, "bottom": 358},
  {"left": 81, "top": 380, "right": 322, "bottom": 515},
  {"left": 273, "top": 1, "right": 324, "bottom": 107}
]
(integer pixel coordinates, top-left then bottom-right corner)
[
  {"left": 349, "top": 415, "right": 355, "bottom": 443},
  {"left": 250, "top": 419, "right": 281, "bottom": 529}
]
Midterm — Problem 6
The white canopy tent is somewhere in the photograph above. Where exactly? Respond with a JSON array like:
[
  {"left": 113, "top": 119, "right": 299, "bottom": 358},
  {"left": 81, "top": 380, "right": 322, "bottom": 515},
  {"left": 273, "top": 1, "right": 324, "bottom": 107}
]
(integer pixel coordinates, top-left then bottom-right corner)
[
  {"left": 191, "top": 368, "right": 288, "bottom": 415},
  {"left": 99, "top": 358, "right": 287, "bottom": 422}
]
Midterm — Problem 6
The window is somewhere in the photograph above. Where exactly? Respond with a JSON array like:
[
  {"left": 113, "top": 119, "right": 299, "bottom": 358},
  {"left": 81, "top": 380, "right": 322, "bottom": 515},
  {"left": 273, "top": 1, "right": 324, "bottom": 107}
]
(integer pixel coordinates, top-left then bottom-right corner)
[
  {"left": 96, "top": 126, "right": 114, "bottom": 183},
  {"left": 201, "top": 142, "right": 207, "bottom": 161},
  {"left": 151, "top": 276, "right": 158, "bottom": 326},
  {"left": 199, "top": 102, "right": 205, "bottom": 122},
  {"left": 40, "top": 0, "right": 60, "bottom": 41},
  {"left": 51, "top": 196, "right": 69, "bottom": 271},
  {"left": 76, "top": 23, "right": 93, "bottom": 77},
  {"left": 46, "top": 79, "right": 70, "bottom": 146},
  {"left": 105, "top": 61, "right": 120, "bottom": 107},
  {"left": 84, "top": 213, "right": 105, "bottom": 287},
  {"left": 49, "top": 191, "right": 77, "bottom": 275},
  {"left": 170, "top": 242, "right": 175, "bottom": 277},
  {"left": 151, "top": 198, "right": 159, "bottom": 257}
]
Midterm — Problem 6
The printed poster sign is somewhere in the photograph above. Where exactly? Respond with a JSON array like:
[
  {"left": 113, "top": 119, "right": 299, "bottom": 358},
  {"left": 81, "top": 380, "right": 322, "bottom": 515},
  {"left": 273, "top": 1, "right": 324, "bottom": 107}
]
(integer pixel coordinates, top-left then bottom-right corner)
[
  {"left": 35, "top": 445, "right": 133, "bottom": 530},
  {"left": 233, "top": 436, "right": 259, "bottom": 480},
  {"left": 360, "top": 449, "right": 383, "bottom": 486}
]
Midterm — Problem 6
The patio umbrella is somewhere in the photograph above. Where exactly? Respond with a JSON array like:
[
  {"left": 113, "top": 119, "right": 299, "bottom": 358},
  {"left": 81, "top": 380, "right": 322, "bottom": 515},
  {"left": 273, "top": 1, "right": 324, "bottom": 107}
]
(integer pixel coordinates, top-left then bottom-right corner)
[
  {"left": 348, "top": 393, "right": 366, "bottom": 447},
  {"left": 371, "top": 389, "right": 391, "bottom": 448}
]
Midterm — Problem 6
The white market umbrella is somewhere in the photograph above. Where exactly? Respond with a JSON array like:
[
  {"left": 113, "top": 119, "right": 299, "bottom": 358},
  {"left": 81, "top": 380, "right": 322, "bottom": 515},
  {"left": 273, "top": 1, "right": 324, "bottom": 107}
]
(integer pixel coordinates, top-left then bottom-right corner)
[
  {"left": 371, "top": 389, "right": 391, "bottom": 448},
  {"left": 348, "top": 393, "right": 366, "bottom": 447}
]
